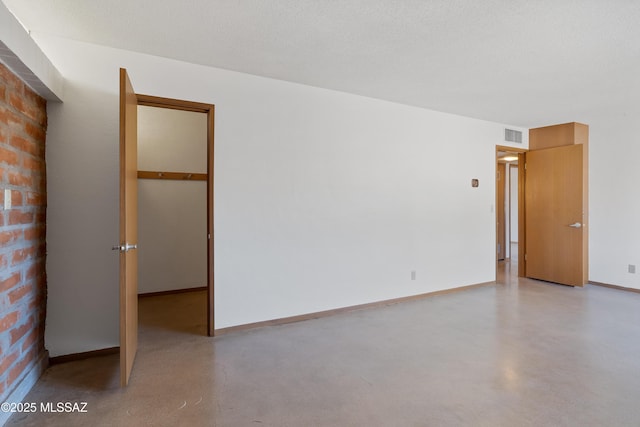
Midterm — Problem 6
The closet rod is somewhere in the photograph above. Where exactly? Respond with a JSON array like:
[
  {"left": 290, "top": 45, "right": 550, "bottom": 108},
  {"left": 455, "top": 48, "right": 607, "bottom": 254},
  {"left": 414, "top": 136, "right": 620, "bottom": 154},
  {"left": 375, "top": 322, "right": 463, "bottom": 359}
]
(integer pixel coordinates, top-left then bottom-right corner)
[{"left": 137, "top": 170, "right": 207, "bottom": 181}]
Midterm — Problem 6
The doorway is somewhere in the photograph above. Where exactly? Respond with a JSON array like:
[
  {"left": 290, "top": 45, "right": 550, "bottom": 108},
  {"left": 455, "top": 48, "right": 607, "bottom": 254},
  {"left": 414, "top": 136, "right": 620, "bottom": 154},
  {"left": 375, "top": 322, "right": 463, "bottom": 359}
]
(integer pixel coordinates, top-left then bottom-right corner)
[
  {"left": 119, "top": 69, "right": 215, "bottom": 386},
  {"left": 137, "top": 105, "right": 209, "bottom": 335},
  {"left": 136, "top": 94, "right": 215, "bottom": 337},
  {"left": 496, "top": 122, "right": 588, "bottom": 285},
  {"left": 496, "top": 146, "right": 526, "bottom": 277}
]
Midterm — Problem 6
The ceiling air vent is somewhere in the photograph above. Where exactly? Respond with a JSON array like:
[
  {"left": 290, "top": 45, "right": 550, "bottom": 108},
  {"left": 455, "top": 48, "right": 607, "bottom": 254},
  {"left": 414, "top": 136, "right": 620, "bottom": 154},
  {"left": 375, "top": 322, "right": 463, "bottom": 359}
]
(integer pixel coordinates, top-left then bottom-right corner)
[{"left": 504, "top": 128, "right": 523, "bottom": 144}]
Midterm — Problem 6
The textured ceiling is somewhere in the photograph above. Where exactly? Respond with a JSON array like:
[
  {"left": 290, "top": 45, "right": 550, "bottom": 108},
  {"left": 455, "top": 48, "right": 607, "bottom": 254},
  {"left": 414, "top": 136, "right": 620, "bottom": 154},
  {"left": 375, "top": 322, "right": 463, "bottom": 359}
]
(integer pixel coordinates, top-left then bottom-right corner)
[{"left": 3, "top": 0, "right": 639, "bottom": 127}]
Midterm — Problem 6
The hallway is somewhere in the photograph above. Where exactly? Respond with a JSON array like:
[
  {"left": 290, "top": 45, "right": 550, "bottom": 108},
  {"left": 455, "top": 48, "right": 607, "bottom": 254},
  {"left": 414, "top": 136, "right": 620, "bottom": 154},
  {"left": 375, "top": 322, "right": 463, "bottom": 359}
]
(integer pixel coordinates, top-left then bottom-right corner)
[{"left": 7, "top": 262, "right": 640, "bottom": 426}]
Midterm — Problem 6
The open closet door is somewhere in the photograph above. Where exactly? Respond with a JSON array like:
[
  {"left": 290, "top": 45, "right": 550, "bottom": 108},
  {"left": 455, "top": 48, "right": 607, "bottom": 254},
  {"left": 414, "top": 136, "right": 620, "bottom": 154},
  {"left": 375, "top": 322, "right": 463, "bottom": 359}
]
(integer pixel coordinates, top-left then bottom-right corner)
[{"left": 118, "top": 68, "right": 139, "bottom": 386}]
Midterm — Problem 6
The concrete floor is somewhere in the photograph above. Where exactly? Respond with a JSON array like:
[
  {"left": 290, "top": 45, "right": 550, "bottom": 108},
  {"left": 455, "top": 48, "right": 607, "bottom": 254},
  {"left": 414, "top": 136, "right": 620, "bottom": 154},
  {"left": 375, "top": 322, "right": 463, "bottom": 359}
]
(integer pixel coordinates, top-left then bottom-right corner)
[{"left": 7, "top": 259, "right": 640, "bottom": 426}]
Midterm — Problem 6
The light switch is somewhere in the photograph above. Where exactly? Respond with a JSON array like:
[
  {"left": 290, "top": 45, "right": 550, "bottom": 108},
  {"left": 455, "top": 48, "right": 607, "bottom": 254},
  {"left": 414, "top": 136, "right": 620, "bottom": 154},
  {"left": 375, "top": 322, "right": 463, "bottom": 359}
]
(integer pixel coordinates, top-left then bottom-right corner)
[{"left": 4, "top": 189, "right": 11, "bottom": 210}]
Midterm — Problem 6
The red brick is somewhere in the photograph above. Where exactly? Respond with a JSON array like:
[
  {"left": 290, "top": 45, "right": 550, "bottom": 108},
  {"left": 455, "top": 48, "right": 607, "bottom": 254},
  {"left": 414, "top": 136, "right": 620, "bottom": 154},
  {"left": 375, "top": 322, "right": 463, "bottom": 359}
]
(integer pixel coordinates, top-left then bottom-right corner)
[
  {"left": 36, "top": 272, "right": 46, "bottom": 289},
  {"left": 0, "top": 106, "right": 22, "bottom": 126},
  {"left": 8, "top": 282, "right": 33, "bottom": 303},
  {"left": 25, "top": 192, "right": 44, "bottom": 207},
  {"left": 7, "top": 348, "right": 35, "bottom": 387},
  {"left": 9, "top": 92, "right": 40, "bottom": 123},
  {"left": 22, "top": 86, "right": 46, "bottom": 112},
  {"left": 0, "top": 311, "right": 18, "bottom": 333},
  {"left": 25, "top": 259, "right": 44, "bottom": 279},
  {"left": 9, "top": 210, "right": 34, "bottom": 225},
  {"left": 0, "top": 64, "right": 47, "bottom": 395},
  {"left": 0, "top": 230, "right": 22, "bottom": 246},
  {"left": 28, "top": 294, "right": 43, "bottom": 311},
  {"left": 0, "top": 272, "right": 21, "bottom": 292},
  {"left": 11, "top": 190, "right": 23, "bottom": 207},
  {"left": 10, "top": 134, "right": 39, "bottom": 157},
  {"left": 20, "top": 89, "right": 47, "bottom": 128},
  {"left": 8, "top": 171, "right": 33, "bottom": 187},
  {"left": 25, "top": 264, "right": 36, "bottom": 279},
  {"left": 11, "top": 246, "right": 36, "bottom": 265},
  {"left": 21, "top": 328, "right": 38, "bottom": 353},
  {"left": 37, "top": 112, "right": 47, "bottom": 129},
  {"left": 0, "top": 351, "right": 18, "bottom": 376},
  {"left": 24, "top": 122, "right": 46, "bottom": 144},
  {"left": 36, "top": 176, "right": 46, "bottom": 193},
  {"left": 23, "top": 156, "right": 44, "bottom": 171},
  {"left": 10, "top": 318, "right": 33, "bottom": 345},
  {"left": 24, "top": 225, "right": 45, "bottom": 241},
  {"left": 0, "top": 63, "right": 23, "bottom": 90},
  {"left": 0, "top": 146, "right": 19, "bottom": 166},
  {"left": 8, "top": 92, "right": 24, "bottom": 111}
]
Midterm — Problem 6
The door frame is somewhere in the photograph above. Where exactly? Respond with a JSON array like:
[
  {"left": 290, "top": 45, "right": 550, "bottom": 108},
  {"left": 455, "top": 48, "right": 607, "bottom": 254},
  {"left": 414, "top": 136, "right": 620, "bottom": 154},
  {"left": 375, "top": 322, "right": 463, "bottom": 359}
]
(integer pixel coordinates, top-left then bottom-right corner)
[
  {"left": 496, "top": 146, "right": 527, "bottom": 277},
  {"left": 136, "top": 94, "right": 216, "bottom": 336},
  {"left": 508, "top": 163, "right": 519, "bottom": 257},
  {"left": 496, "top": 162, "right": 506, "bottom": 261}
]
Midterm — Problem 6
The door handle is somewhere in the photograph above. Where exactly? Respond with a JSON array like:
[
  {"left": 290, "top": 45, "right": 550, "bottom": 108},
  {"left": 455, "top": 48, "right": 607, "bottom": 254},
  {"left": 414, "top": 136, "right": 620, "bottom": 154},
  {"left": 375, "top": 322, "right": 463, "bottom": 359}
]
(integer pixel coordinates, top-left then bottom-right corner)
[
  {"left": 112, "top": 243, "right": 138, "bottom": 252},
  {"left": 568, "top": 222, "right": 582, "bottom": 228}
]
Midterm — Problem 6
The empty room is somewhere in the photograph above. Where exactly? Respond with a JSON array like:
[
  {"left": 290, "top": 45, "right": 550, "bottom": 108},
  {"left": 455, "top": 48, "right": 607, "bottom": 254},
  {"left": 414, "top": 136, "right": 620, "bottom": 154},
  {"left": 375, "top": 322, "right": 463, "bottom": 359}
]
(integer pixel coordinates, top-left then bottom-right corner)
[{"left": 1, "top": 1, "right": 639, "bottom": 426}]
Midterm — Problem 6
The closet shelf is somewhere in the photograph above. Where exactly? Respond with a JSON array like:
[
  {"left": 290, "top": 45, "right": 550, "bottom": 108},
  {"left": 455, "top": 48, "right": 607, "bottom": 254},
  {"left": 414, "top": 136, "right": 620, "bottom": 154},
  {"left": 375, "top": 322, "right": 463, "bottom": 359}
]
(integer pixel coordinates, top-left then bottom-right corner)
[{"left": 137, "top": 170, "right": 207, "bottom": 181}]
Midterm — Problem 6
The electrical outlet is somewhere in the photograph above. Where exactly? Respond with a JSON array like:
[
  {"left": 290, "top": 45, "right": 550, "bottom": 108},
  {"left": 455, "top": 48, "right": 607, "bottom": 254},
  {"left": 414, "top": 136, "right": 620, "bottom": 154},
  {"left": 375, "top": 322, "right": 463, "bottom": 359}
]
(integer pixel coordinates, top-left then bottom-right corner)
[
  {"left": 629, "top": 264, "right": 636, "bottom": 274},
  {"left": 410, "top": 270, "right": 416, "bottom": 281},
  {"left": 4, "top": 189, "right": 11, "bottom": 210}
]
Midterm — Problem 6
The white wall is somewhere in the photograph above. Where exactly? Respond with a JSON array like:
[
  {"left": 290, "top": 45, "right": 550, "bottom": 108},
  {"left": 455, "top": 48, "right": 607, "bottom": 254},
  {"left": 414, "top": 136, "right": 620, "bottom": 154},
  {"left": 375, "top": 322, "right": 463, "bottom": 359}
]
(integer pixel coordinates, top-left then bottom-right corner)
[
  {"left": 34, "top": 35, "right": 526, "bottom": 356},
  {"left": 137, "top": 106, "right": 207, "bottom": 294},
  {"left": 587, "top": 109, "right": 640, "bottom": 289}
]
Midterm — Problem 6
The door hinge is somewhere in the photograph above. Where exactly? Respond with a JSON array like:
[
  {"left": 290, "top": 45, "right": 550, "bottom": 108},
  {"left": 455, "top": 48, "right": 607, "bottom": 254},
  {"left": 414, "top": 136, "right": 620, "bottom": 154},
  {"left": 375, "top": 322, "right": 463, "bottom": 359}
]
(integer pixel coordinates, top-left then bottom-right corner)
[
  {"left": 524, "top": 163, "right": 527, "bottom": 170},
  {"left": 524, "top": 254, "right": 527, "bottom": 261}
]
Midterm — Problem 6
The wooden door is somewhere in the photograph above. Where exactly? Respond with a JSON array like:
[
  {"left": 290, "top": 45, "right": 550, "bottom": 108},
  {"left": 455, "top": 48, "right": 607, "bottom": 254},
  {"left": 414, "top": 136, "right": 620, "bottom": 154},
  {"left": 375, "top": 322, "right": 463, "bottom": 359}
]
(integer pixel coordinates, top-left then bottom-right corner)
[
  {"left": 525, "top": 144, "right": 586, "bottom": 286},
  {"left": 496, "top": 162, "right": 506, "bottom": 260},
  {"left": 119, "top": 68, "right": 139, "bottom": 386}
]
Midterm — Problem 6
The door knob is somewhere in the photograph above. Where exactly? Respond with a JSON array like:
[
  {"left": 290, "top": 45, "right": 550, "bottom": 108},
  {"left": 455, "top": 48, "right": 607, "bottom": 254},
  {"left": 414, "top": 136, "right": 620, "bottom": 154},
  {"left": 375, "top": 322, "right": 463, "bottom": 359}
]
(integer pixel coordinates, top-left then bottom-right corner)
[
  {"left": 112, "top": 243, "right": 138, "bottom": 252},
  {"left": 568, "top": 222, "right": 582, "bottom": 228}
]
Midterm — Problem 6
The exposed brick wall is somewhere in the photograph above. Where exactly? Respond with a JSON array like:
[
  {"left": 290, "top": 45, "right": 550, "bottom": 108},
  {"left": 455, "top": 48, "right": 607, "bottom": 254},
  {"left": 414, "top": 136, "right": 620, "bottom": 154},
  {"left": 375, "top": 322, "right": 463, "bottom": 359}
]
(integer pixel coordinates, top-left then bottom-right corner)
[{"left": 0, "top": 62, "right": 47, "bottom": 404}]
